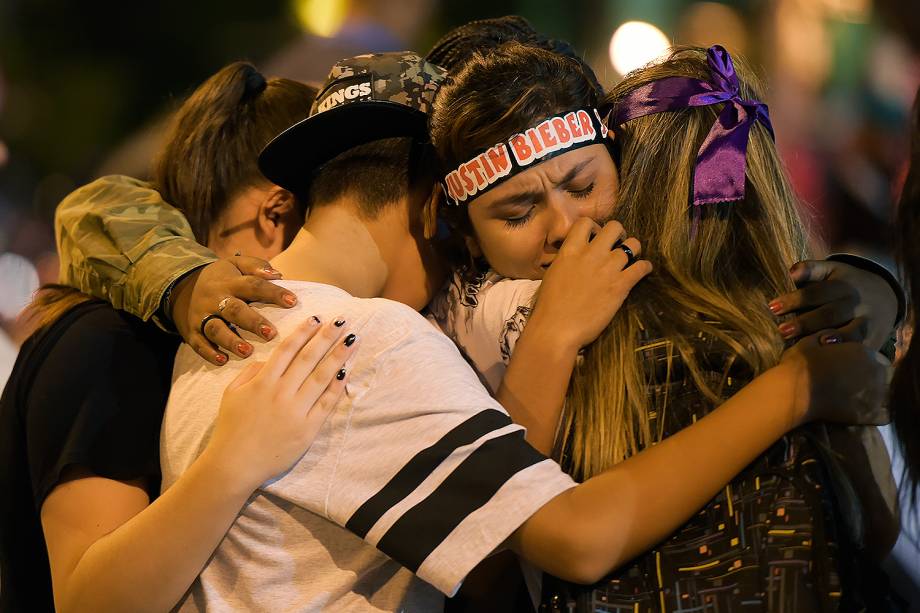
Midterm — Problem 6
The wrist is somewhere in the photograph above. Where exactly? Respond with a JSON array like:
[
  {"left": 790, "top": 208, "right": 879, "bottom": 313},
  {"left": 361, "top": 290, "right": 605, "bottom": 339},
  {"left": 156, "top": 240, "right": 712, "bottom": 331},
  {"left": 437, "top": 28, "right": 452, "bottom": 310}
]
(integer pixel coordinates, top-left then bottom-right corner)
[
  {"left": 765, "top": 362, "right": 807, "bottom": 430},
  {"left": 524, "top": 308, "right": 583, "bottom": 357},
  {"left": 196, "top": 445, "right": 263, "bottom": 498}
]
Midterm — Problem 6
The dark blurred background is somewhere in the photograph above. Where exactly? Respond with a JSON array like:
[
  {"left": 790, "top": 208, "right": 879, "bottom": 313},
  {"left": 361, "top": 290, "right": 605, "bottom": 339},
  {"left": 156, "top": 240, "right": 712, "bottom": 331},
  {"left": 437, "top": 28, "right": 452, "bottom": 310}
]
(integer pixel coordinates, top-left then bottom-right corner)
[
  {"left": 0, "top": 0, "right": 917, "bottom": 291},
  {"left": 0, "top": 0, "right": 919, "bottom": 604}
]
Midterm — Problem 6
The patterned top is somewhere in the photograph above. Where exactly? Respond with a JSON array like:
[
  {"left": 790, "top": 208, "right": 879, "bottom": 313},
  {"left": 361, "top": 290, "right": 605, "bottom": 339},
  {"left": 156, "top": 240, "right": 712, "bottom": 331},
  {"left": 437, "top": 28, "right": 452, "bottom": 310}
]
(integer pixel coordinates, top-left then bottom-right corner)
[{"left": 430, "top": 269, "right": 866, "bottom": 613}]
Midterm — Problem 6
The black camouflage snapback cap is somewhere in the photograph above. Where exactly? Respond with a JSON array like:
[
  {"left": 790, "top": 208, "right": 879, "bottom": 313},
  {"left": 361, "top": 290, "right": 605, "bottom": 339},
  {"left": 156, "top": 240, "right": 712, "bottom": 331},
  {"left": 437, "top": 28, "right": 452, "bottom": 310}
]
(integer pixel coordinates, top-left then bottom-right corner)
[{"left": 258, "top": 51, "right": 447, "bottom": 197}]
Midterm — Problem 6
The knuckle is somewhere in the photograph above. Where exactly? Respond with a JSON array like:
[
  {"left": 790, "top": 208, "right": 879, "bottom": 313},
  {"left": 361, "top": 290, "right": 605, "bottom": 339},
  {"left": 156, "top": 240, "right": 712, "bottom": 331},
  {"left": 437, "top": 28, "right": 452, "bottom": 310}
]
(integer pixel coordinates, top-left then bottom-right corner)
[
  {"left": 245, "top": 276, "right": 263, "bottom": 291},
  {"left": 225, "top": 300, "right": 242, "bottom": 318}
]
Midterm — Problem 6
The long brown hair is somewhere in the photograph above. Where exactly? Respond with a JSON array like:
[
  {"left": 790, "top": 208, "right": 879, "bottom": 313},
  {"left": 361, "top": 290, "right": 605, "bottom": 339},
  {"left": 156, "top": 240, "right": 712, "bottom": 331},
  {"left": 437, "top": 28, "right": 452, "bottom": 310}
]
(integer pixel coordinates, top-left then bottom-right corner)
[
  {"left": 890, "top": 86, "right": 920, "bottom": 505},
  {"left": 19, "top": 285, "right": 95, "bottom": 337},
  {"left": 560, "top": 47, "right": 810, "bottom": 480},
  {"left": 153, "top": 62, "right": 316, "bottom": 242}
]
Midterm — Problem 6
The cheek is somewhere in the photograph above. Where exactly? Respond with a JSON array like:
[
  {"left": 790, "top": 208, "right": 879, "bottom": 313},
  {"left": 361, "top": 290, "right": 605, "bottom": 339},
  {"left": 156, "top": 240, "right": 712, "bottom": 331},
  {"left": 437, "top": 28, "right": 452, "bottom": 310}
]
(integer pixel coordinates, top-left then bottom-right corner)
[
  {"left": 476, "top": 224, "right": 546, "bottom": 279},
  {"left": 592, "top": 198, "right": 617, "bottom": 222}
]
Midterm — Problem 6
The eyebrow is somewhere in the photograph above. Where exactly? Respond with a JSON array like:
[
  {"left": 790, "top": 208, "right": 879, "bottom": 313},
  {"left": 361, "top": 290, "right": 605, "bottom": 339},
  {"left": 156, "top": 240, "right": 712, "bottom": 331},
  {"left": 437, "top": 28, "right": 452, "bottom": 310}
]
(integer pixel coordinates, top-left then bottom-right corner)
[
  {"left": 487, "top": 186, "right": 545, "bottom": 211},
  {"left": 487, "top": 159, "right": 596, "bottom": 211},
  {"left": 551, "top": 158, "right": 594, "bottom": 188}
]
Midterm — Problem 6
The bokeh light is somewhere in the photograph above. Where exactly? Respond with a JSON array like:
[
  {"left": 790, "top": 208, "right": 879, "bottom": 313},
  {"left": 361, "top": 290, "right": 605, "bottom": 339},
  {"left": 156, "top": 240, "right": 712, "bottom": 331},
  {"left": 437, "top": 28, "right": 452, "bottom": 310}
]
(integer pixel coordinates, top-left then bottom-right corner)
[
  {"left": 609, "top": 21, "right": 671, "bottom": 76},
  {"left": 821, "top": 0, "right": 871, "bottom": 23},
  {"left": 0, "top": 253, "right": 38, "bottom": 321},
  {"left": 293, "top": 0, "right": 349, "bottom": 37},
  {"left": 774, "top": 0, "right": 832, "bottom": 89},
  {"left": 678, "top": 2, "right": 749, "bottom": 55}
]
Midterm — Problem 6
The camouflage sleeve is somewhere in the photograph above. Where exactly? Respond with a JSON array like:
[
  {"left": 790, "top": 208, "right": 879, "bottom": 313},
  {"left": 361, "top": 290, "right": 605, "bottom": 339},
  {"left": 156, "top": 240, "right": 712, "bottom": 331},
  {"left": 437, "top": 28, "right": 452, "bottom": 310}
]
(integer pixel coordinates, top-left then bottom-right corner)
[{"left": 54, "top": 175, "right": 217, "bottom": 328}]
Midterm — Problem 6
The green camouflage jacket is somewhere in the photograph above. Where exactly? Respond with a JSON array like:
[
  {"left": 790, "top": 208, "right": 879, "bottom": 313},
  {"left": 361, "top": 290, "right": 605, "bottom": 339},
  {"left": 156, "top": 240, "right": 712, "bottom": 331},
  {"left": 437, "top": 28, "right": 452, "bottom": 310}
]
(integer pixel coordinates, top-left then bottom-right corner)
[{"left": 55, "top": 175, "right": 217, "bottom": 329}]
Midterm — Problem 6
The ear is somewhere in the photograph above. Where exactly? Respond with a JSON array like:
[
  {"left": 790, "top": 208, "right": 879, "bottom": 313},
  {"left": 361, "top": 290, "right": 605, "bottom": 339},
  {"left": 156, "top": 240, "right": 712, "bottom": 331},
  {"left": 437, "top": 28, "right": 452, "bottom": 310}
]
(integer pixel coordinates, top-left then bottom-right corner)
[
  {"left": 262, "top": 187, "right": 297, "bottom": 223},
  {"left": 422, "top": 184, "right": 442, "bottom": 240}
]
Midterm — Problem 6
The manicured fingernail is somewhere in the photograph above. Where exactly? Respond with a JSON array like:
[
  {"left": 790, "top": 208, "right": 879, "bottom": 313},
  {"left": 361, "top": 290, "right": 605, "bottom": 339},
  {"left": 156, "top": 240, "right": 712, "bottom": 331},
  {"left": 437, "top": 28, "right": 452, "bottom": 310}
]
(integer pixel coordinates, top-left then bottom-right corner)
[
  {"left": 334, "top": 319, "right": 346, "bottom": 327},
  {"left": 215, "top": 353, "right": 227, "bottom": 364},
  {"left": 238, "top": 342, "right": 251, "bottom": 356},
  {"left": 768, "top": 300, "right": 783, "bottom": 314},
  {"left": 263, "top": 266, "right": 281, "bottom": 276},
  {"left": 778, "top": 322, "right": 797, "bottom": 338},
  {"left": 344, "top": 333, "right": 357, "bottom": 347},
  {"left": 283, "top": 294, "right": 297, "bottom": 306},
  {"left": 260, "top": 324, "right": 274, "bottom": 338},
  {"left": 820, "top": 334, "right": 842, "bottom": 345},
  {"left": 336, "top": 368, "right": 347, "bottom": 380},
  {"left": 311, "top": 315, "right": 321, "bottom": 325}
]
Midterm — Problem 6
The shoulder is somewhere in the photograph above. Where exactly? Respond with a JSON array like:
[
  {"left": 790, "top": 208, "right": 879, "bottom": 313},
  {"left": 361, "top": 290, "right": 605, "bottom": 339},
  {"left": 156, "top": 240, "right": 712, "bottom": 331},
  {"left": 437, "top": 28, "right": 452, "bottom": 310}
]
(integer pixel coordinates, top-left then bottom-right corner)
[
  {"left": 58, "top": 175, "right": 155, "bottom": 208},
  {"left": 58, "top": 302, "right": 174, "bottom": 358},
  {"left": 431, "top": 270, "right": 540, "bottom": 337},
  {"left": 18, "top": 302, "right": 177, "bottom": 403}
]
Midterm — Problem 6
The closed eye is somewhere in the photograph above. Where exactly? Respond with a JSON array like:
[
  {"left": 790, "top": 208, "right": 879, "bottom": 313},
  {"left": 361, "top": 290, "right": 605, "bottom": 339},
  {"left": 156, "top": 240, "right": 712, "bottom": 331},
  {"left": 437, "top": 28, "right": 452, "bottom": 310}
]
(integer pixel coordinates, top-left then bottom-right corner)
[
  {"left": 504, "top": 207, "right": 535, "bottom": 228},
  {"left": 569, "top": 182, "right": 595, "bottom": 199}
]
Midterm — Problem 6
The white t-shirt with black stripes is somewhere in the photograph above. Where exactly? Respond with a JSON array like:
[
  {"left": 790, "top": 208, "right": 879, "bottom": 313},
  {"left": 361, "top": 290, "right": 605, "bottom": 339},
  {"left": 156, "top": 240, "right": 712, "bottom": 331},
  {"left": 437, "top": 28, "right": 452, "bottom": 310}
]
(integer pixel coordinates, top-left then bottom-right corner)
[{"left": 160, "top": 280, "right": 576, "bottom": 612}]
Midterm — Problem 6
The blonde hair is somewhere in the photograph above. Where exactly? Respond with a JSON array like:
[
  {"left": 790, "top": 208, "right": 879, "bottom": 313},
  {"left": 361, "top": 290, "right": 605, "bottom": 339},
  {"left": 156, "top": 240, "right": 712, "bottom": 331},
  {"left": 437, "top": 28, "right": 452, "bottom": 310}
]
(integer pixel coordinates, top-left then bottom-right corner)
[{"left": 558, "top": 47, "right": 812, "bottom": 481}]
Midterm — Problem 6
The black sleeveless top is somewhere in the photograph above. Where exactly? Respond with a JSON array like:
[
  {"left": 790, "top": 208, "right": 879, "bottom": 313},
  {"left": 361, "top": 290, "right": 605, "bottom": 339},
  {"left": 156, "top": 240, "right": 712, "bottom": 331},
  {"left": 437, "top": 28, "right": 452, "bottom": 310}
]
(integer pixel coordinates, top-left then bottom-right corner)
[{"left": 0, "top": 301, "right": 177, "bottom": 612}]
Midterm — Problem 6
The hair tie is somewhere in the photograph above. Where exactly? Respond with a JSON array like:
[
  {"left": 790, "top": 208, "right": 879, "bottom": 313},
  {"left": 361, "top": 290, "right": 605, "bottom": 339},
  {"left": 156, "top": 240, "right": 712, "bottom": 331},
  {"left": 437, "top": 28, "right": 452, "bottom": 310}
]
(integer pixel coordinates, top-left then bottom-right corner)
[
  {"left": 242, "top": 69, "right": 267, "bottom": 102},
  {"left": 611, "top": 45, "right": 773, "bottom": 207}
]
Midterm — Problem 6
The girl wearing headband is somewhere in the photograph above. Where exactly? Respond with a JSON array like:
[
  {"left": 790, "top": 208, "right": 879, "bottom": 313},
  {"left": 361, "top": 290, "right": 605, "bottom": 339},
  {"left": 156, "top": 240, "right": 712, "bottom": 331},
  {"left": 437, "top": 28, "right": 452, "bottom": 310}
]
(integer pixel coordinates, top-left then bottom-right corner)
[{"left": 428, "top": 42, "right": 898, "bottom": 610}]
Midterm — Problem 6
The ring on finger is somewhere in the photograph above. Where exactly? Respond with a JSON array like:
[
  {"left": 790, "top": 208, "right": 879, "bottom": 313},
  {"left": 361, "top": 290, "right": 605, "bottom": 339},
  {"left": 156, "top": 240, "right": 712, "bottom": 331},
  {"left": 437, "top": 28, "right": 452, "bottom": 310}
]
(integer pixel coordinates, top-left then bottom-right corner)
[
  {"left": 217, "top": 296, "right": 232, "bottom": 314},
  {"left": 615, "top": 244, "right": 636, "bottom": 268},
  {"left": 200, "top": 313, "right": 225, "bottom": 337}
]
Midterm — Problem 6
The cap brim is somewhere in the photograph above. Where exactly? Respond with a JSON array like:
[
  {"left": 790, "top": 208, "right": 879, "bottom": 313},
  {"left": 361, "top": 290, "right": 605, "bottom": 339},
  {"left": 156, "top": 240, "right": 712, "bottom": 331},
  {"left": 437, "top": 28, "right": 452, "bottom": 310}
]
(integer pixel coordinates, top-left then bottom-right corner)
[{"left": 258, "top": 101, "right": 428, "bottom": 197}]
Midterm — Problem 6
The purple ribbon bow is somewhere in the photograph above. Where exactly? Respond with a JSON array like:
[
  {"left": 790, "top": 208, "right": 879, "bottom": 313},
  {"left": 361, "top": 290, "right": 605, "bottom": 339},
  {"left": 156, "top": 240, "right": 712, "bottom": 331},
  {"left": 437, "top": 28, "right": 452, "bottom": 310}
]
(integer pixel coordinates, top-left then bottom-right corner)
[{"left": 611, "top": 45, "right": 774, "bottom": 206}]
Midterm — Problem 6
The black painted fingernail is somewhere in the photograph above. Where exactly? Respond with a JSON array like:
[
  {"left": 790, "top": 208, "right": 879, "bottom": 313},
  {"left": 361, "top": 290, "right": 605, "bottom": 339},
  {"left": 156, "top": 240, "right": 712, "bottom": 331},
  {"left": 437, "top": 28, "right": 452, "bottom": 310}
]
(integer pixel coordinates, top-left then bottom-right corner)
[
  {"left": 336, "top": 368, "right": 347, "bottom": 380},
  {"left": 334, "top": 319, "right": 346, "bottom": 327},
  {"left": 311, "top": 315, "right": 321, "bottom": 325},
  {"left": 820, "top": 334, "right": 842, "bottom": 345},
  {"left": 344, "top": 333, "right": 357, "bottom": 347}
]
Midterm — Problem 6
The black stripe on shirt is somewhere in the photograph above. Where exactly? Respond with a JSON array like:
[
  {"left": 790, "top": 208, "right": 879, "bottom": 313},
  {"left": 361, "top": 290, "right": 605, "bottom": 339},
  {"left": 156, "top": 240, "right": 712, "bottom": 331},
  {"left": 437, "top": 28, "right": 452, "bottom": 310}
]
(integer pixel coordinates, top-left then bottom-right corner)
[
  {"left": 374, "top": 429, "right": 546, "bottom": 572},
  {"left": 346, "top": 408, "right": 512, "bottom": 538}
]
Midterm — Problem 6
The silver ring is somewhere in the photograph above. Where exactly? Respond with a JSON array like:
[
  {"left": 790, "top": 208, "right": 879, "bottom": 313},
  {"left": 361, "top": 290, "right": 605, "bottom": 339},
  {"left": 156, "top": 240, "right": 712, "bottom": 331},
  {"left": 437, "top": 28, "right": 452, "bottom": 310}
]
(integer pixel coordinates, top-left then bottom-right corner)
[{"left": 217, "top": 297, "right": 232, "bottom": 314}]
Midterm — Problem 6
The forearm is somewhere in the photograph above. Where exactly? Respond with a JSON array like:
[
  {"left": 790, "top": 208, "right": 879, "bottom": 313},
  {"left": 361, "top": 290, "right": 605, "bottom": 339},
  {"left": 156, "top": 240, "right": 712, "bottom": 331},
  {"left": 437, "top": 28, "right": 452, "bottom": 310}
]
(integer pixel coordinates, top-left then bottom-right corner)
[
  {"left": 513, "top": 366, "right": 798, "bottom": 583},
  {"left": 59, "top": 449, "right": 255, "bottom": 613},
  {"left": 55, "top": 175, "right": 216, "bottom": 325},
  {"left": 496, "top": 319, "right": 579, "bottom": 454}
]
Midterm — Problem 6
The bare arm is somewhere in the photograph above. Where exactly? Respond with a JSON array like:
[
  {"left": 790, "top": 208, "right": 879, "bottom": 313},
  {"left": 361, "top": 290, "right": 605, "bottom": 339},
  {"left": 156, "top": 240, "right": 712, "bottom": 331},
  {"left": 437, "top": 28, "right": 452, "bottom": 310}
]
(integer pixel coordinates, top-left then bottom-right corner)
[
  {"left": 495, "top": 319, "right": 578, "bottom": 455},
  {"left": 510, "top": 337, "right": 888, "bottom": 584},
  {"left": 40, "top": 317, "right": 354, "bottom": 613},
  {"left": 42, "top": 456, "right": 255, "bottom": 613}
]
